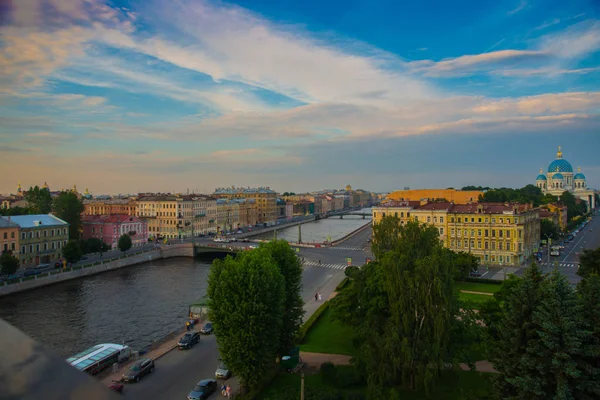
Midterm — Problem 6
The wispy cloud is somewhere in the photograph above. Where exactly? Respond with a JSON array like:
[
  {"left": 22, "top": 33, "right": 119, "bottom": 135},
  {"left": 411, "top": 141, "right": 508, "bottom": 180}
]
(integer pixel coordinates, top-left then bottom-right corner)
[{"left": 507, "top": 0, "right": 528, "bottom": 16}]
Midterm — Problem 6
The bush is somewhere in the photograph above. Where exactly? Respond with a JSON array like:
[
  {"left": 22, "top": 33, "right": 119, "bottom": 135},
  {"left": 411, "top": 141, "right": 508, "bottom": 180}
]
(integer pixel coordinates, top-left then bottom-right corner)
[
  {"left": 320, "top": 362, "right": 337, "bottom": 381},
  {"left": 335, "top": 367, "right": 364, "bottom": 388},
  {"left": 344, "top": 266, "right": 359, "bottom": 278},
  {"left": 335, "top": 277, "right": 349, "bottom": 291},
  {"left": 297, "top": 301, "right": 330, "bottom": 343}
]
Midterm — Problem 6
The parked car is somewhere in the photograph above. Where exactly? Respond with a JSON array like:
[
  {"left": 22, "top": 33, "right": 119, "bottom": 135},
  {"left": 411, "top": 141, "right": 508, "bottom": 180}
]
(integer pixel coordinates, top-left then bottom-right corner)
[
  {"left": 23, "top": 269, "right": 41, "bottom": 277},
  {"left": 215, "top": 361, "right": 231, "bottom": 379},
  {"left": 248, "top": 245, "right": 258, "bottom": 249},
  {"left": 178, "top": 331, "right": 200, "bottom": 349},
  {"left": 229, "top": 237, "right": 237, "bottom": 242},
  {"left": 241, "top": 238, "right": 249, "bottom": 243},
  {"left": 200, "top": 322, "right": 213, "bottom": 335},
  {"left": 469, "top": 270, "right": 482, "bottom": 278},
  {"left": 35, "top": 264, "right": 50, "bottom": 270},
  {"left": 122, "top": 358, "right": 154, "bottom": 383},
  {"left": 187, "top": 379, "right": 217, "bottom": 400}
]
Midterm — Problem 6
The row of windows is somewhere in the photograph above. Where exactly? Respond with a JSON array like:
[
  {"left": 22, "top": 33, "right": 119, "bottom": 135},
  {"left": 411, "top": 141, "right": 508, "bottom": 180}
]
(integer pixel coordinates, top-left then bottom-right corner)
[
  {"left": 451, "top": 228, "right": 518, "bottom": 238},
  {"left": 2, "top": 231, "right": 16, "bottom": 240},
  {"left": 21, "top": 228, "right": 68, "bottom": 240},
  {"left": 20, "top": 240, "right": 66, "bottom": 254},
  {"left": 3, "top": 242, "right": 16, "bottom": 252},
  {"left": 450, "top": 216, "right": 517, "bottom": 224},
  {"left": 450, "top": 240, "right": 523, "bottom": 252}
]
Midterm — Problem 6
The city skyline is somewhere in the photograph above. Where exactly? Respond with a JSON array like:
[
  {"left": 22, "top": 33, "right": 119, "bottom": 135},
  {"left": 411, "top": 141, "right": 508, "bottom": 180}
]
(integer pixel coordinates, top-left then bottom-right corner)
[{"left": 1, "top": 0, "right": 600, "bottom": 193}]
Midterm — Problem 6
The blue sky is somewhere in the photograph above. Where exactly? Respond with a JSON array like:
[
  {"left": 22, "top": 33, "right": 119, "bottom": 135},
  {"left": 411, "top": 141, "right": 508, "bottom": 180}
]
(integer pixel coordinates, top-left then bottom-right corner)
[{"left": 1, "top": 0, "right": 599, "bottom": 194}]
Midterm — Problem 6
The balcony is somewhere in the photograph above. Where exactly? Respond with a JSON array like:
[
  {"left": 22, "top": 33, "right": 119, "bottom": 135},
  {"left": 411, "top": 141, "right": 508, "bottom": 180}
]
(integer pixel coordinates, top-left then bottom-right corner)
[{"left": 195, "top": 213, "right": 206, "bottom": 218}]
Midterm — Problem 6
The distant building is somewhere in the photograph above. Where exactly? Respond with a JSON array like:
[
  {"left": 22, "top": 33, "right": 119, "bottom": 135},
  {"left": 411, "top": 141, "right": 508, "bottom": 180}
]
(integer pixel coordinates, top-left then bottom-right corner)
[
  {"left": 82, "top": 215, "right": 148, "bottom": 250},
  {"left": 372, "top": 200, "right": 540, "bottom": 267},
  {"left": 534, "top": 146, "right": 595, "bottom": 211},
  {"left": 2, "top": 214, "right": 69, "bottom": 267},
  {"left": 213, "top": 187, "right": 277, "bottom": 224},
  {"left": 0, "top": 217, "right": 19, "bottom": 255},
  {"left": 386, "top": 188, "right": 483, "bottom": 204},
  {"left": 83, "top": 199, "right": 138, "bottom": 216}
]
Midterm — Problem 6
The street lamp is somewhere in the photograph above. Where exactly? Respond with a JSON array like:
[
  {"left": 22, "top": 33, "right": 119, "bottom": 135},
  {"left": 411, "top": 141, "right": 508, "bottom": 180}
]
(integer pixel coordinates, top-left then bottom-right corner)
[{"left": 543, "top": 233, "right": 552, "bottom": 273}]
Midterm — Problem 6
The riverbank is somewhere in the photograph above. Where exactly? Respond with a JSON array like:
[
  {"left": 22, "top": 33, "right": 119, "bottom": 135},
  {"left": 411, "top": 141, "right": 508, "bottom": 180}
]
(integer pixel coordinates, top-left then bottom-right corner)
[{"left": 0, "top": 244, "right": 194, "bottom": 298}]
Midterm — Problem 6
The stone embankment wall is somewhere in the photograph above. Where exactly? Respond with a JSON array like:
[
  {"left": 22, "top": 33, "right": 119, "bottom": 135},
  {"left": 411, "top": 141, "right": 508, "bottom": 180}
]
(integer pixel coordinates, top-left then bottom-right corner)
[{"left": 0, "top": 244, "right": 196, "bottom": 297}]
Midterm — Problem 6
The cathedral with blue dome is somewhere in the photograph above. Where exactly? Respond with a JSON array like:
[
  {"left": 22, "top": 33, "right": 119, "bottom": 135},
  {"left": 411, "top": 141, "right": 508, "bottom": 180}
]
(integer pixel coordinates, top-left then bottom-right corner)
[{"left": 535, "top": 146, "right": 595, "bottom": 211}]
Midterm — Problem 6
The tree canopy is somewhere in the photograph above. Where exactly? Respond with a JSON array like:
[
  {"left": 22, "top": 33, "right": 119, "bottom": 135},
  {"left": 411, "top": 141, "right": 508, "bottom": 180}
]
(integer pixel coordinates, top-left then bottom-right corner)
[
  {"left": 560, "top": 191, "right": 586, "bottom": 221},
  {"left": 80, "top": 238, "right": 110, "bottom": 254},
  {"left": 578, "top": 248, "right": 600, "bottom": 278},
  {"left": 24, "top": 186, "right": 52, "bottom": 214},
  {"left": 540, "top": 219, "right": 561, "bottom": 240},
  {"left": 478, "top": 184, "right": 554, "bottom": 206},
  {"left": 53, "top": 192, "right": 84, "bottom": 240},
  {"left": 331, "top": 220, "right": 471, "bottom": 397},
  {"left": 62, "top": 240, "right": 83, "bottom": 263},
  {"left": 0, "top": 252, "right": 20, "bottom": 276},
  {"left": 118, "top": 234, "right": 132, "bottom": 252},
  {"left": 207, "top": 248, "right": 285, "bottom": 392}
]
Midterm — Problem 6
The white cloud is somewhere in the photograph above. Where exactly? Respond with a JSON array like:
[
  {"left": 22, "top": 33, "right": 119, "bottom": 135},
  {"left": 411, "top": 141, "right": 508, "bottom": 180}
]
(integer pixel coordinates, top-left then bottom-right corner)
[{"left": 508, "top": 0, "right": 528, "bottom": 16}]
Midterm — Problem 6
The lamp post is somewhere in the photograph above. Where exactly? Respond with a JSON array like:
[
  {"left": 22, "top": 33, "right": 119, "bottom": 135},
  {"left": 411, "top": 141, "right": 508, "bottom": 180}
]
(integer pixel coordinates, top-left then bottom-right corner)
[{"left": 543, "top": 233, "right": 551, "bottom": 274}]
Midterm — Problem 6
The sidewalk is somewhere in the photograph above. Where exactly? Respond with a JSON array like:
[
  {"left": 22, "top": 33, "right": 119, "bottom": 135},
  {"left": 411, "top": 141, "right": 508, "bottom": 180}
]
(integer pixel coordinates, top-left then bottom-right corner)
[
  {"left": 302, "top": 272, "right": 346, "bottom": 323},
  {"left": 100, "top": 327, "right": 189, "bottom": 385}
]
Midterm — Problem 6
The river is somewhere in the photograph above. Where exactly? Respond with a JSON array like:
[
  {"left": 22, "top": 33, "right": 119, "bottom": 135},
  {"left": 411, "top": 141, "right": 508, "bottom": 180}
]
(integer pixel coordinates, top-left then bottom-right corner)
[
  {"left": 0, "top": 257, "right": 210, "bottom": 358},
  {"left": 255, "top": 208, "right": 372, "bottom": 243}
]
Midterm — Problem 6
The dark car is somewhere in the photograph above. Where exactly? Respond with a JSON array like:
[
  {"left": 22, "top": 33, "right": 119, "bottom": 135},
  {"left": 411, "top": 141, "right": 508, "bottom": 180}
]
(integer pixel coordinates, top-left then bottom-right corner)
[
  {"left": 23, "top": 269, "right": 40, "bottom": 277},
  {"left": 178, "top": 331, "right": 200, "bottom": 349},
  {"left": 187, "top": 379, "right": 217, "bottom": 400},
  {"left": 122, "top": 358, "right": 154, "bottom": 382},
  {"left": 469, "top": 270, "right": 482, "bottom": 278},
  {"left": 200, "top": 322, "right": 213, "bottom": 335}
]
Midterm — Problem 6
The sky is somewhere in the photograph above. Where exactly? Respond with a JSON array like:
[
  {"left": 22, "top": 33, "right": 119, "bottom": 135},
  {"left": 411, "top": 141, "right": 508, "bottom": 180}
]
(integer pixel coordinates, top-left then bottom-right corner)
[{"left": 1, "top": 0, "right": 599, "bottom": 195}]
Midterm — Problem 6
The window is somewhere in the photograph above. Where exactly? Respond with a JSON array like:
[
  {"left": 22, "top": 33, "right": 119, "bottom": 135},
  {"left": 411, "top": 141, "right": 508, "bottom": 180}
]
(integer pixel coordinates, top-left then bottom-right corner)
[
  {"left": 29, "top": 245, "right": 33, "bottom": 253},
  {"left": 506, "top": 218, "right": 511, "bottom": 224},
  {"left": 464, "top": 240, "right": 468, "bottom": 248},
  {"left": 499, "top": 230, "right": 503, "bottom": 238},
  {"left": 485, "top": 241, "right": 489, "bottom": 250},
  {"left": 477, "top": 241, "right": 482, "bottom": 249},
  {"left": 3, "top": 244, "right": 7, "bottom": 252},
  {"left": 471, "top": 218, "right": 475, "bottom": 223},
  {"left": 484, "top": 254, "right": 489, "bottom": 261},
  {"left": 492, "top": 242, "right": 496, "bottom": 250},
  {"left": 485, "top": 218, "right": 489, "bottom": 223},
  {"left": 64, "top": 228, "right": 67, "bottom": 235},
  {"left": 470, "top": 239, "right": 475, "bottom": 248},
  {"left": 457, "top": 217, "right": 461, "bottom": 223},
  {"left": 500, "top": 218, "right": 503, "bottom": 223},
  {"left": 506, "top": 230, "right": 510, "bottom": 238},
  {"left": 519, "top": 230, "right": 522, "bottom": 238},
  {"left": 394, "top": 212, "right": 398, "bottom": 217},
  {"left": 434, "top": 217, "right": 437, "bottom": 223},
  {"left": 498, "top": 242, "right": 503, "bottom": 250},
  {"left": 439, "top": 228, "right": 444, "bottom": 235},
  {"left": 506, "top": 256, "right": 511, "bottom": 264},
  {"left": 457, "top": 241, "right": 461, "bottom": 248},
  {"left": 427, "top": 216, "right": 431, "bottom": 223},
  {"left": 478, "top": 218, "right": 482, "bottom": 223},
  {"left": 3, "top": 232, "right": 6, "bottom": 239},
  {"left": 492, "top": 218, "right": 495, "bottom": 224},
  {"left": 499, "top": 255, "right": 504, "bottom": 262},
  {"left": 43, "top": 243, "right": 47, "bottom": 251},
  {"left": 21, "top": 232, "right": 26, "bottom": 240},
  {"left": 451, "top": 217, "right": 454, "bottom": 223},
  {"left": 440, "top": 217, "right": 444, "bottom": 223},
  {"left": 471, "top": 229, "right": 475, "bottom": 237},
  {"left": 36, "top": 231, "right": 40, "bottom": 238},
  {"left": 478, "top": 229, "right": 482, "bottom": 237},
  {"left": 52, "top": 242, "right": 55, "bottom": 250},
  {"left": 44, "top": 230, "right": 47, "bottom": 237},
  {"left": 64, "top": 240, "right": 67, "bottom": 246},
  {"left": 485, "top": 229, "right": 489, "bottom": 237},
  {"left": 58, "top": 241, "right": 62, "bottom": 249},
  {"left": 21, "top": 245, "right": 26, "bottom": 254},
  {"left": 36, "top": 244, "right": 40, "bottom": 252},
  {"left": 51, "top": 229, "right": 55, "bottom": 236},
  {"left": 451, "top": 229, "right": 455, "bottom": 236}
]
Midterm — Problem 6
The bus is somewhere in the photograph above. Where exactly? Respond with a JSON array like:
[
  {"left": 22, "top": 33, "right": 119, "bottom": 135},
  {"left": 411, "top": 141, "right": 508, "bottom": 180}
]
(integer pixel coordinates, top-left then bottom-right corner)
[
  {"left": 66, "top": 343, "right": 131, "bottom": 375},
  {"left": 550, "top": 246, "right": 561, "bottom": 257}
]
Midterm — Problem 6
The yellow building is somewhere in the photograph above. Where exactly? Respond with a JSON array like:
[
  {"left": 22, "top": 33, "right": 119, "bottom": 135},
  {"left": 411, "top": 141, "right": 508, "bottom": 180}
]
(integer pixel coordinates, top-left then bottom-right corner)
[
  {"left": 545, "top": 203, "right": 568, "bottom": 231},
  {"left": 372, "top": 201, "right": 540, "bottom": 267},
  {"left": 6, "top": 214, "right": 69, "bottom": 267},
  {"left": 192, "top": 196, "right": 218, "bottom": 235},
  {"left": 137, "top": 195, "right": 196, "bottom": 239},
  {"left": 83, "top": 199, "right": 138, "bottom": 216},
  {"left": 213, "top": 187, "right": 277, "bottom": 224},
  {"left": 216, "top": 199, "right": 240, "bottom": 233},
  {"left": 386, "top": 189, "right": 483, "bottom": 204},
  {"left": 0, "top": 217, "right": 19, "bottom": 255}
]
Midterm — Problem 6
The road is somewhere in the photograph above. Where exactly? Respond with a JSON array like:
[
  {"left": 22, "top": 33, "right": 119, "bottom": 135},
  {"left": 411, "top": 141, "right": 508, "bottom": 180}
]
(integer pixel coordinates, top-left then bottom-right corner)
[{"left": 119, "top": 225, "right": 372, "bottom": 399}]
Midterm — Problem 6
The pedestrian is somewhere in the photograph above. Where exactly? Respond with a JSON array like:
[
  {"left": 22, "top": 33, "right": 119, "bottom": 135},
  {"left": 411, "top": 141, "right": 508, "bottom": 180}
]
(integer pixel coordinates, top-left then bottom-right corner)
[
  {"left": 318, "top": 293, "right": 322, "bottom": 302},
  {"left": 226, "top": 384, "right": 232, "bottom": 397},
  {"left": 185, "top": 321, "right": 190, "bottom": 331},
  {"left": 315, "top": 293, "right": 318, "bottom": 301},
  {"left": 221, "top": 384, "right": 227, "bottom": 396}
]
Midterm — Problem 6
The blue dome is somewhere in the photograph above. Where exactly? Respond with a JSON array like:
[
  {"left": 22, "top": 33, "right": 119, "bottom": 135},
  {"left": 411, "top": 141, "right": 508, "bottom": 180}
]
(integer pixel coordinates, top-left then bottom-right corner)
[
  {"left": 536, "top": 174, "right": 546, "bottom": 181},
  {"left": 548, "top": 159, "right": 573, "bottom": 173},
  {"left": 553, "top": 173, "right": 564, "bottom": 180},
  {"left": 574, "top": 173, "right": 586, "bottom": 180}
]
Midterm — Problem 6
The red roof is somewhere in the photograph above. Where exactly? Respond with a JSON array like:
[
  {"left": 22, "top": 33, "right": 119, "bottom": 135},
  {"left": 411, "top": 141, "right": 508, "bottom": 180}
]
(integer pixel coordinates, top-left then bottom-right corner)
[
  {"left": 449, "top": 202, "right": 531, "bottom": 214},
  {"left": 417, "top": 202, "right": 453, "bottom": 211}
]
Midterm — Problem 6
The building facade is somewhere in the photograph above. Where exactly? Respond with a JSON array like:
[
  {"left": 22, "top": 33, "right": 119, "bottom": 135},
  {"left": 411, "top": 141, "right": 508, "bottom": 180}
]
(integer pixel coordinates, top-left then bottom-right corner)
[
  {"left": 213, "top": 187, "right": 277, "bottom": 224},
  {"left": 83, "top": 199, "right": 138, "bottom": 216},
  {"left": 0, "top": 217, "right": 19, "bottom": 255},
  {"left": 191, "top": 195, "right": 218, "bottom": 235},
  {"left": 82, "top": 215, "right": 148, "bottom": 249},
  {"left": 535, "top": 146, "right": 595, "bottom": 211},
  {"left": 372, "top": 201, "right": 540, "bottom": 267},
  {"left": 386, "top": 189, "right": 483, "bottom": 204},
  {"left": 136, "top": 195, "right": 195, "bottom": 240},
  {"left": 4, "top": 214, "right": 69, "bottom": 267}
]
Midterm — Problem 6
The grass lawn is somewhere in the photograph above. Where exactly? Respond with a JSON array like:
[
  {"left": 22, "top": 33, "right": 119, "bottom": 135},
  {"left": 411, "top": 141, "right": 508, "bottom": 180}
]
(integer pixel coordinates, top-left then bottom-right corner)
[
  {"left": 459, "top": 292, "right": 495, "bottom": 309},
  {"left": 300, "top": 307, "right": 356, "bottom": 356},
  {"left": 259, "top": 366, "right": 493, "bottom": 400},
  {"left": 456, "top": 281, "right": 501, "bottom": 294}
]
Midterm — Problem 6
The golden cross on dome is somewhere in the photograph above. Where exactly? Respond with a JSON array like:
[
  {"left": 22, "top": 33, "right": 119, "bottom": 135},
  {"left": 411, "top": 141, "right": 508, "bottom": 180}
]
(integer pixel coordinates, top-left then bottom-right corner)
[{"left": 557, "top": 146, "right": 562, "bottom": 159}]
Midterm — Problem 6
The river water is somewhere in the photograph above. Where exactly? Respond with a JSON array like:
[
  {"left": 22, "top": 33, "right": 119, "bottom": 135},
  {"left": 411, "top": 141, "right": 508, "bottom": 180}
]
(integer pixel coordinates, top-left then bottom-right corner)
[
  {"left": 255, "top": 209, "right": 372, "bottom": 243},
  {"left": 0, "top": 212, "right": 371, "bottom": 359},
  {"left": 0, "top": 257, "right": 210, "bottom": 358}
]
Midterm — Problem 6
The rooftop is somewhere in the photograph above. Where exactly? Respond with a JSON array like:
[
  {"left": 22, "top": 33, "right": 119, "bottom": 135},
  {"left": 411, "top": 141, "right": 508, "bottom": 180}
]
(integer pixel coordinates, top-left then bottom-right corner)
[
  {"left": 0, "top": 217, "right": 19, "bottom": 228},
  {"left": 5, "top": 214, "right": 69, "bottom": 228},
  {"left": 214, "top": 186, "right": 276, "bottom": 194},
  {"left": 82, "top": 215, "right": 144, "bottom": 224}
]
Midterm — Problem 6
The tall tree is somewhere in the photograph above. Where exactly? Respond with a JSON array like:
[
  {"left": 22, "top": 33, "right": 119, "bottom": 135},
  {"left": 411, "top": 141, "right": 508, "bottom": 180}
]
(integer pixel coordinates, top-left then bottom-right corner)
[
  {"left": 207, "top": 249, "right": 285, "bottom": 392},
  {"left": 540, "top": 219, "right": 561, "bottom": 241},
  {"left": 578, "top": 275, "right": 600, "bottom": 397},
  {"left": 118, "top": 234, "right": 132, "bottom": 253},
  {"left": 560, "top": 191, "right": 586, "bottom": 221},
  {"left": 525, "top": 271, "right": 593, "bottom": 399},
  {"left": 492, "top": 264, "right": 545, "bottom": 398},
  {"left": 260, "top": 240, "right": 304, "bottom": 355},
  {"left": 578, "top": 248, "right": 600, "bottom": 278},
  {"left": 0, "top": 251, "right": 20, "bottom": 276},
  {"left": 24, "top": 185, "right": 52, "bottom": 214},
  {"left": 371, "top": 214, "right": 402, "bottom": 259},
  {"left": 53, "top": 192, "right": 84, "bottom": 240},
  {"left": 0, "top": 206, "right": 31, "bottom": 216},
  {"left": 333, "top": 220, "right": 461, "bottom": 396}
]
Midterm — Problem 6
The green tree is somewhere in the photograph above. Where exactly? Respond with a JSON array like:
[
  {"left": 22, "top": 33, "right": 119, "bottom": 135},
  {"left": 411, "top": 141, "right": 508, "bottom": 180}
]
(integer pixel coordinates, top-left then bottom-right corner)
[
  {"left": 492, "top": 264, "right": 545, "bottom": 398},
  {"left": 24, "top": 185, "right": 52, "bottom": 214},
  {"left": 578, "top": 275, "right": 600, "bottom": 396},
  {"left": 260, "top": 240, "right": 304, "bottom": 355},
  {"left": 62, "top": 240, "right": 83, "bottom": 263},
  {"left": 578, "top": 248, "right": 600, "bottom": 278},
  {"left": 80, "top": 238, "right": 110, "bottom": 254},
  {"left": 450, "top": 250, "right": 479, "bottom": 279},
  {"left": 540, "top": 219, "right": 561, "bottom": 241},
  {"left": 371, "top": 214, "right": 402, "bottom": 259},
  {"left": 0, "top": 206, "right": 31, "bottom": 216},
  {"left": 0, "top": 251, "right": 20, "bottom": 276},
  {"left": 207, "top": 249, "right": 285, "bottom": 392},
  {"left": 560, "top": 191, "right": 586, "bottom": 221},
  {"left": 53, "top": 192, "right": 84, "bottom": 240},
  {"left": 525, "top": 271, "right": 593, "bottom": 399},
  {"left": 118, "top": 234, "right": 132, "bottom": 253},
  {"left": 332, "top": 220, "right": 461, "bottom": 396}
]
